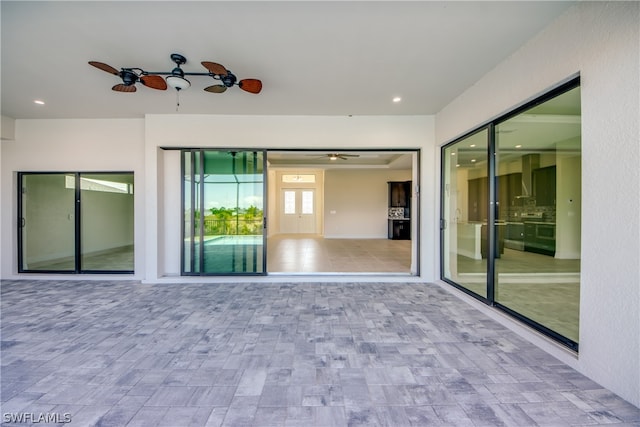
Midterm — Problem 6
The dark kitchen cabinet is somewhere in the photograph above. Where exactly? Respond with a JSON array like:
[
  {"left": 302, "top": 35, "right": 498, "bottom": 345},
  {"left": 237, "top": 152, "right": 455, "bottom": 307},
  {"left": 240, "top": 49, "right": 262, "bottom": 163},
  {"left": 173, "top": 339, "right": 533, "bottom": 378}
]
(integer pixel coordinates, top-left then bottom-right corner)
[
  {"left": 533, "top": 166, "right": 556, "bottom": 207},
  {"left": 497, "top": 172, "right": 522, "bottom": 218},
  {"left": 388, "top": 181, "right": 411, "bottom": 240},
  {"left": 468, "top": 176, "right": 488, "bottom": 222},
  {"left": 389, "top": 220, "right": 411, "bottom": 240}
]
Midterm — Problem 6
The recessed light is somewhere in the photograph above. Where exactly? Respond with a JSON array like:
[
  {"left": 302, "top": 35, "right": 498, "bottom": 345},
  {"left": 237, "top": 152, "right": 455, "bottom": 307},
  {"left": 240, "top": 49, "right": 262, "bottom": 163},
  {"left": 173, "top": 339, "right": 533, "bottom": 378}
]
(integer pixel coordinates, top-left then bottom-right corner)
[
  {"left": 34, "top": 100, "right": 45, "bottom": 105},
  {"left": 392, "top": 96, "right": 402, "bottom": 103},
  {"left": 471, "top": 159, "right": 476, "bottom": 163},
  {"left": 515, "top": 144, "right": 522, "bottom": 148},
  {"left": 470, "top": 144, "right": 476, "bottom": 148},
  {"left": 451, "top": 152, "right": 456, "bottom": 156}
]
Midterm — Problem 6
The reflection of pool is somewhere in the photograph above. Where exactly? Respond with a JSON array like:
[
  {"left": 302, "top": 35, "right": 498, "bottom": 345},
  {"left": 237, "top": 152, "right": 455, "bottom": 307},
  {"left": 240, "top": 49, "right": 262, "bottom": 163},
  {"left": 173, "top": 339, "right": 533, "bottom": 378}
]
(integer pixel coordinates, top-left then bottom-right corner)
[{"left": 204, "top": 235, "right": 263, "bottom": 245}]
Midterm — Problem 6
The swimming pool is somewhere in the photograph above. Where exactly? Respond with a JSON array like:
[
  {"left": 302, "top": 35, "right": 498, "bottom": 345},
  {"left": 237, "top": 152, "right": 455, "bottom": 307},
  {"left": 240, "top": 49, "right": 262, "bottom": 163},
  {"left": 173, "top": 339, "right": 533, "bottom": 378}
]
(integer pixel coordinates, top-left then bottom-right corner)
[{"left": 203, "top": 235, "right": 263, "bottom": 245}]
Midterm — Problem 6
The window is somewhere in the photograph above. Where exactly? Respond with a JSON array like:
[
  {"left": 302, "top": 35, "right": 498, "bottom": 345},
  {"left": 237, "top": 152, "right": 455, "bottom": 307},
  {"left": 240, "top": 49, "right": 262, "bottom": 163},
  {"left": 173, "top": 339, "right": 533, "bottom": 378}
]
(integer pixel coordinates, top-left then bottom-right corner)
[{"left": 282, "top": 174, "right": 316, "bottom": 183}]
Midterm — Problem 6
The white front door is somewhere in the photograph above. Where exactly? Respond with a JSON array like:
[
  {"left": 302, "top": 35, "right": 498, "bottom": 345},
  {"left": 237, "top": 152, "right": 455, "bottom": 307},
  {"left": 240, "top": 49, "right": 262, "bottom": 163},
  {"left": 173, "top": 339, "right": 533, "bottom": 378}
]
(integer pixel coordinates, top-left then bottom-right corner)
[{"left": 280, "top": 188, "right": 316, "bottom": 234}]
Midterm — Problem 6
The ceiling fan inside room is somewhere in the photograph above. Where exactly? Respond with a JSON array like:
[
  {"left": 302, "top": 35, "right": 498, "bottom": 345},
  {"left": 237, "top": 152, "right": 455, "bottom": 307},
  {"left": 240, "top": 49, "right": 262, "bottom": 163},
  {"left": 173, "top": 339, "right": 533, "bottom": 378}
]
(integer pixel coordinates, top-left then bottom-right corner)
[
  {"left": 316, "top": 153, "right": 361, "bottom": 161},
  {"left": 88, "top": 53, "right": 262, "bottom": 95}
]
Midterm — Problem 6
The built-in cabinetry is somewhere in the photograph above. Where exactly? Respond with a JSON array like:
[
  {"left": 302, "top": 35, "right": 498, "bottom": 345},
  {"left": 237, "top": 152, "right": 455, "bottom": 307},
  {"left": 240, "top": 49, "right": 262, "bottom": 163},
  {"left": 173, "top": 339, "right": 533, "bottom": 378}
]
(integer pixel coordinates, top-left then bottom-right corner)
[
  {"left": 388, "top": 181, "right": 411, "bottom": 240},
  {"left": 467, "top": 177, "right": 488, "bottom": 222},
  {"left": 533, "top": 166, "right": 556, "bottom": 206}
]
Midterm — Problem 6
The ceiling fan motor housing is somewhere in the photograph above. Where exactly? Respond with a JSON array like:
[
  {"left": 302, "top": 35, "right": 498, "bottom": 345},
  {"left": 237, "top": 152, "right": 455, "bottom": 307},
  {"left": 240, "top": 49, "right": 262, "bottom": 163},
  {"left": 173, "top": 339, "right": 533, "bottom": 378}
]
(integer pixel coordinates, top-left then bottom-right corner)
[
  {"left": 120, "top": 70, "right": 138, "bottom": 86},
  {"left": 221, "top": 72, "right": 237, "bottom": 87}
]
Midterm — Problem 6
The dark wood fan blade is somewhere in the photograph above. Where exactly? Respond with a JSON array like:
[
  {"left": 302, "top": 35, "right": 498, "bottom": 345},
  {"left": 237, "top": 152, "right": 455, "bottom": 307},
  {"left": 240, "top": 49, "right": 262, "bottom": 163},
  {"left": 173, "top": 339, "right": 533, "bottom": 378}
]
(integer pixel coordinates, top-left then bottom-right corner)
[
  {"left": 112, "top": 84, "right": 136, "bottom": 93},
  {"left": 89, "top": 61, "right": 119, "bottom": 75},
  {"left": 140, "top": 75, "right": 167, "bottom": 90},
  {"left": 238, "top": 79, "right": 262, "bottom": 94},
  {"left": 204, "top": 85, "right": 227, "bottom": 93},
  {"left": 201, "top": 61, "right": 228, "bottom": 75}
]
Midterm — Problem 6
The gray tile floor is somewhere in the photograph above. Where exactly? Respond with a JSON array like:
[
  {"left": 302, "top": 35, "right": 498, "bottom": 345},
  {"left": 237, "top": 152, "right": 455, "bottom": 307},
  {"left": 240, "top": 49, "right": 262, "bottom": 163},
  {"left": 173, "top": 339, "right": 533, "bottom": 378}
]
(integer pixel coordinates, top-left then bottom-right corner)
[{"left": 1, "top": 280, "right": 638, "bottom": 427}]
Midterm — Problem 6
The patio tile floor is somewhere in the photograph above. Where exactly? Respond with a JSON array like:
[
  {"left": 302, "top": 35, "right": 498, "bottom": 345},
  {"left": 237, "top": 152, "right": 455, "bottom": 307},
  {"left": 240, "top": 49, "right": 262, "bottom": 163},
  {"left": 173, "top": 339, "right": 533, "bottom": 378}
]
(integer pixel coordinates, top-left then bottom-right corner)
[{"left": 1, "top": 280, "right": 638, "bottom": 426}]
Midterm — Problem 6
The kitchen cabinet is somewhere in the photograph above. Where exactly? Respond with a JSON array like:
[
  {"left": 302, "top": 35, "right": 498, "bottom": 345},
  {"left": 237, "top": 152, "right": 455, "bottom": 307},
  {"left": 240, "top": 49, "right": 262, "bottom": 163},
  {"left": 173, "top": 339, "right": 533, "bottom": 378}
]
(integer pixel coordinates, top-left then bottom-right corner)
[
  {"left": 389, "top": 220, "right": 411, "bottom": 240},
  {"left": 468, "top": 176, "right": 488, "bottom": 222},
  {"left": 533, "top": 166, "right": 556, "bottom": 207},
  {"left": 497, "top": 172, "right": 522, "bottom": 218},
  {"left": 388, "top": 181, "right": 411, "bottom": 240},
  {"left": 480, "top": 224, "right": 505, "bottom": 258}
]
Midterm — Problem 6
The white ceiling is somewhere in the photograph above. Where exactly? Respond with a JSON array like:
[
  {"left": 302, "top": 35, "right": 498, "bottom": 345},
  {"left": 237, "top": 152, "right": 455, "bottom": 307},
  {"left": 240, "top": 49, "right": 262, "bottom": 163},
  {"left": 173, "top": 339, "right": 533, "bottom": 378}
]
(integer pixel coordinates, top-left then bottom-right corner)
[
  {"left": 267, "top": 150, "right": 414, "bottom": 169},
  {"left": 1, "top": 1, "right": 575, "bottom": 120}
]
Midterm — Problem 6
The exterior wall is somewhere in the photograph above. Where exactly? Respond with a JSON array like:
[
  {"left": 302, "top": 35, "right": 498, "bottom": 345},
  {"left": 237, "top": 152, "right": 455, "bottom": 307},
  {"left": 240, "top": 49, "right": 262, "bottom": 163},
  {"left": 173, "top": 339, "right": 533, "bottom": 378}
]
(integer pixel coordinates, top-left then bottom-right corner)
[
  {"left": 435, "top": 1, "right": 640, "bottom": 407},
  {"left": 144, "top": 115, "right": 435, "bottom": 280},
  {"left": 0, "top": 119, "right": 146, "bottom": 279}
]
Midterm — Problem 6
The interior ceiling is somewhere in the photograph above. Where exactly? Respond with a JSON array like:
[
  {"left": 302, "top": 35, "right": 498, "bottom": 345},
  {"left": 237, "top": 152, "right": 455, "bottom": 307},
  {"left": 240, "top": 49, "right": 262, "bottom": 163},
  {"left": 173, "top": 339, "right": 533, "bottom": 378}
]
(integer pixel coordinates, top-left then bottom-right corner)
[
  {"left": 1, "top": 1, "right": 575, "bottom": 121},
  {"left": 267, "top": 151, "right": 413, "bottom": 169}
]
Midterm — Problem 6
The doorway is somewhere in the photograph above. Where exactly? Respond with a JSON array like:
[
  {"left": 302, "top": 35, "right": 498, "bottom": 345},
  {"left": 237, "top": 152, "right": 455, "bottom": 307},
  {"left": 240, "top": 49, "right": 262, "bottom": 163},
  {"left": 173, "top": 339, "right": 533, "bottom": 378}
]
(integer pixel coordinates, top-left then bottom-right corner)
[
  {"left": 176, "top": 149, "right": 418, "bottom": 276},
  {"left": 267, "top": 150, "right": 419, "bottom": 275},
  {"left": 280, "top": 188, "right": 317, "bottom": 234}
]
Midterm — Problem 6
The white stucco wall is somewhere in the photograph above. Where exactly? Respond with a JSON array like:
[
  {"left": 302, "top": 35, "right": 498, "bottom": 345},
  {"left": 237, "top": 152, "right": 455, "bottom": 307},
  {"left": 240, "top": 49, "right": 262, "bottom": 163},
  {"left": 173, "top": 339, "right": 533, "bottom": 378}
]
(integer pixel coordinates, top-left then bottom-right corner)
[
  {"left": 435, "top": 1, "right": 639, "bottom": 407},
  {"left": 0, "top": 119, "right": 146, "bottom": 279},
  {"left": 144, "top": 114, "right": 435, "bottom": 281}
]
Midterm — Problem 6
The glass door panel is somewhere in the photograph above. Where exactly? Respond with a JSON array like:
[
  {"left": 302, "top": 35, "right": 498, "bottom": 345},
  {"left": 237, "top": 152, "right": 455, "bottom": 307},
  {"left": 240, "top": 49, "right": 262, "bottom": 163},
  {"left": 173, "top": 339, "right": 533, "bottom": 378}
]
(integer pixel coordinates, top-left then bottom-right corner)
[
  {"left": 280, "top": 188, "right": 316, "bottom": 234},
  {"left": 19, "top": 173, "right": 76, "bottom": 271},
  {"left": 183, "top": 150, "right": 266, "bottom": 275},
  {"left": 442, "top": 129, "right": 489, "bottom": 298},
  {"left": 495, "top": 86, "right": 581, "bottom": 344},
  {"left": 80, "top": 174, "right": 134, "bottom": 272},
  {"left": 183, "top": 151, "right": 203, "bottom": 274},
  {"left": 18, "top": 172, "right": 134, "bottom": 273}
]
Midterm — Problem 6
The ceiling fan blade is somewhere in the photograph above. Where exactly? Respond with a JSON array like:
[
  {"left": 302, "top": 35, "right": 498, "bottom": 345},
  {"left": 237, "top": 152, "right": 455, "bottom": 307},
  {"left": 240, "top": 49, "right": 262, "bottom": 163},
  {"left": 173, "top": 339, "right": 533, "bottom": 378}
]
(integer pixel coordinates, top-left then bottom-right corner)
[
  {"left": 140, "top": 75, "right": 167, "bottom": 90},
  {"left": 89, "top": 61, "right": 119, "bottom": 75},
  {"left": 238, "top": 79, "right": 262, "bottom": 94},
  {"left": 204, "top": 85, "right": 227, "bottom": 93},
  {"left": 201, "top": 61, "right": 228, "bottom": 75},
  {"left": 112, "top": 84, "right": 137, "bottom": 93}
]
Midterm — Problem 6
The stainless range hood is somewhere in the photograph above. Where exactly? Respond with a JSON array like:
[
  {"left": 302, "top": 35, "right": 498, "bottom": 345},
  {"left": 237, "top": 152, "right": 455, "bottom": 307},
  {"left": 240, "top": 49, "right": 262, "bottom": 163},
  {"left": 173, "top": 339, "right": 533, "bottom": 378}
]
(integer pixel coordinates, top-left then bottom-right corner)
[{"left": 520, "top": 153, "right": 539, "bottom": 197}]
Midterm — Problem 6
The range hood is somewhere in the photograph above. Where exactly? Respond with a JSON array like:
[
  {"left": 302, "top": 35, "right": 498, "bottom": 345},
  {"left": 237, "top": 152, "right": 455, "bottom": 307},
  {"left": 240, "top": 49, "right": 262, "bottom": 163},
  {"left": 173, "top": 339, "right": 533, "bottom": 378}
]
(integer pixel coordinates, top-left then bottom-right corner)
[{"left": 516, "top": 153, "right": 540, "bottom": 198}]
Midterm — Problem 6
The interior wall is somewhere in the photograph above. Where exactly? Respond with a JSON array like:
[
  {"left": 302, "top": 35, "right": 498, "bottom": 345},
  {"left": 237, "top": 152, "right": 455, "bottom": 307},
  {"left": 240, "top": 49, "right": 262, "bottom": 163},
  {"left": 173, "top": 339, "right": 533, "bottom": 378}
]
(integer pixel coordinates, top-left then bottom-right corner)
[
  {"left": 324, "top": 169, "right": 411, "bottom": 238},
  {"left": 1, "top": 118, "right": 146, "bottom": 278},
  {"left": 80, "top": 187, "right": 134, "bottom": 254},
  {"left": 435, "top": 1, "right": 639, "bottom": 407}
]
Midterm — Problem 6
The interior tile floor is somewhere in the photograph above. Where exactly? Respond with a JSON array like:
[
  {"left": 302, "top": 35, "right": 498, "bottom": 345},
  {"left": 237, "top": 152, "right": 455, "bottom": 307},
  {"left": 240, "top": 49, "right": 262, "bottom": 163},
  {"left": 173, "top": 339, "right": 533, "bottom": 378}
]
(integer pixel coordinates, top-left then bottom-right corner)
[
  {"left": 2, "top": 280, "right": 638, "bottom": 427},
  {"left": 267, "top": 235, "right": 412, "bottom": 274}
]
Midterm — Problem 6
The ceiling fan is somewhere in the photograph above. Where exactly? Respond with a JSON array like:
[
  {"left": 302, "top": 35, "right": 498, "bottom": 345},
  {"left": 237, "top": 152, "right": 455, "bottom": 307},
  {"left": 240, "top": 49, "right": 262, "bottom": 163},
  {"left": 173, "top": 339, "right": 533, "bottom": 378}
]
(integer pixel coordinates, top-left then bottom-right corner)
[
  {"left": 308, "top": 153, "right": 361, "bottom": 161},
  {"left": 88, "top": 53, "right": 262, "bottom": 94}
]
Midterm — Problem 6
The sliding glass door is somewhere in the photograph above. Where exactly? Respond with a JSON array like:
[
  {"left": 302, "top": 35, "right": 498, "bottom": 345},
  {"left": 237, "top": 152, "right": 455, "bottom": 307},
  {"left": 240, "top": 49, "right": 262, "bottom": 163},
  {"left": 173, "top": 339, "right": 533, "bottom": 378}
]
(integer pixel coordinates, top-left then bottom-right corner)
[
  {"left": 441, "top": 79, "right": 581, "bottom": 350},
  {"left": 494, "top": 86, "right": 582, "bottom": 345},
  {"left": 18, "top": 172, "right": 134, "bottom": 273},
  {"left": 182, "top": 150, "right": 266, "bottom": 275},
  {"left": 442, "top": 129, "right": 489, "bottom": 298}
]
